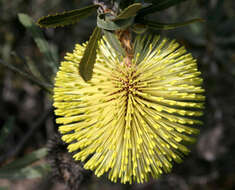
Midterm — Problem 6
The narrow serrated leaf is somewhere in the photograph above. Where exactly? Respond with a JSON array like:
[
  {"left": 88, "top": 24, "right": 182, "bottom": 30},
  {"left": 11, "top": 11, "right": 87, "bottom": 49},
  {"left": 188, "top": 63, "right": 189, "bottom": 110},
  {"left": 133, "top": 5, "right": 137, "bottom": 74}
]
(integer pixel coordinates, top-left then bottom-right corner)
[
  {"left": 18, "top": 13, "right": 58, "bottom": 74},
  {"left": 141, "top": 18, "right": 205, "bottom": 30},
  {"left": 114, "top": 3, "right": 142, "bottom": 20},
  {"left": 37, "top": 5, "right": 98, "bottom": 28},
  {"left": 138, "top": 0, "right": 188, "bottom": 16},
  {"left": 79, "top": 27, "right": 102, "bottom": 82}
]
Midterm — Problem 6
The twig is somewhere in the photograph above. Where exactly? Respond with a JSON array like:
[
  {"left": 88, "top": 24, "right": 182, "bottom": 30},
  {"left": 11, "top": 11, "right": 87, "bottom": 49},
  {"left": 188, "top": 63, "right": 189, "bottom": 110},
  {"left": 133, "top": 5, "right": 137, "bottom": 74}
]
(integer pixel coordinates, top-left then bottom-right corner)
[
  {"left": 0, "top": 59, "right": 53, "bottom": 94},
  {"left": 116, "top": 29, "right": 134, "bottom": 67},
  {"left": 0, "top": 108, "right": 53, "bottom": 163}
]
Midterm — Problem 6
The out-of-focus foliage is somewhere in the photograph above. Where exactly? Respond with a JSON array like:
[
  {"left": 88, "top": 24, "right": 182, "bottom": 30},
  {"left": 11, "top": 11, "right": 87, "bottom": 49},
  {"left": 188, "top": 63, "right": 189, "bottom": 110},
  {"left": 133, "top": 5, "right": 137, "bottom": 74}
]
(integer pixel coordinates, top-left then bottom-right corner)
[
  {"left": 0, "top": 148, "right": 49, "bottom": 180},
  {"left": 0, "top": 0, "right": 235, "bottom": 189}
]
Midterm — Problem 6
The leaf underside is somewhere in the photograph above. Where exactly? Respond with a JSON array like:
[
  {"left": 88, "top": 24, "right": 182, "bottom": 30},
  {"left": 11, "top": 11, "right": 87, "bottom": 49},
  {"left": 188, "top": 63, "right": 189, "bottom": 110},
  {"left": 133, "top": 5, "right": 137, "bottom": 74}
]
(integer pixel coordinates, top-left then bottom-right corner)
[
  {"left": 97, "top": 15, "right": 134, "bottom": 30},
  {"left": 103, "top": 30, "right": 125, "bottom": 58}
]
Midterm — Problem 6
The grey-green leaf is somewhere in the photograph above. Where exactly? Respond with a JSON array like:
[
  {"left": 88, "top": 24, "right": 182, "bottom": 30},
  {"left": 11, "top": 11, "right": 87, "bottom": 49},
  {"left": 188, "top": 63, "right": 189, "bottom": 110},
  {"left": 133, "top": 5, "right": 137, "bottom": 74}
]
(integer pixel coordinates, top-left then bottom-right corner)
[
  {"left": 79, "top": 27, "right": 102, "bottom": 82},
  {"left": 18, "top": 13, "right": 58, "bottom": 74},
  {"left": 103, "top": 30, "right": 125, "bottom": 58},
  {"left": 140, "top": 18, "right": 205, "bottom": 30},
  {"left": 37, "top": 5, "right": 98, "bottom": 28},
  {"left": 115, "top": 3, "right": 142, "bottom": 20},
  {"left": 97, "top": 14, "right": 134, "bottom": 30}
]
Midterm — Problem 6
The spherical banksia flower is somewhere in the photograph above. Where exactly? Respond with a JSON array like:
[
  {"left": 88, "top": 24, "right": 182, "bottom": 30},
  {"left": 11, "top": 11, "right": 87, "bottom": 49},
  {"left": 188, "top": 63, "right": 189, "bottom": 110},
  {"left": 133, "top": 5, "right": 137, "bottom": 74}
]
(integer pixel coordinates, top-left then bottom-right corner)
[{"left": 53, "top": 34, "right": 205, "bottom": 184}]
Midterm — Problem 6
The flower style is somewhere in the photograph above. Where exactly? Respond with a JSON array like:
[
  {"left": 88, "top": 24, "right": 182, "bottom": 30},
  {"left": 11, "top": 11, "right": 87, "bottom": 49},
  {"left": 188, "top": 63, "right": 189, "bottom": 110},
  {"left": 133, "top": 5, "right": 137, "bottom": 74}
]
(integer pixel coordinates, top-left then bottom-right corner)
[{"left": 53, "top": 34, "right": 205, "bottom": 184}]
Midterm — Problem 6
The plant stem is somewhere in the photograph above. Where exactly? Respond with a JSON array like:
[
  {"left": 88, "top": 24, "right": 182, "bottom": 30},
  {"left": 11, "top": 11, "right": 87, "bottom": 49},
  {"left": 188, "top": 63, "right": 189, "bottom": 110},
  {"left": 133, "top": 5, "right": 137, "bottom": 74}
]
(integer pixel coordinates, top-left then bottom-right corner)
[
  {"left": 0, "top": 59, "right": 53, "bottom": 94},
  {"left": 116, "top": 29, "right": 134, "bottom": 67}
]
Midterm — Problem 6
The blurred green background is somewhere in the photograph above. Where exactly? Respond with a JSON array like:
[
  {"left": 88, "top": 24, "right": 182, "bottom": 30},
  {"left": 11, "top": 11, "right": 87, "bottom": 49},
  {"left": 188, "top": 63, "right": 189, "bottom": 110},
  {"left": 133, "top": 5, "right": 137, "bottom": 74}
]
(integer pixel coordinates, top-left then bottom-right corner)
[{"left": 0, "top": 0, "right": 235, "bottom": 189}]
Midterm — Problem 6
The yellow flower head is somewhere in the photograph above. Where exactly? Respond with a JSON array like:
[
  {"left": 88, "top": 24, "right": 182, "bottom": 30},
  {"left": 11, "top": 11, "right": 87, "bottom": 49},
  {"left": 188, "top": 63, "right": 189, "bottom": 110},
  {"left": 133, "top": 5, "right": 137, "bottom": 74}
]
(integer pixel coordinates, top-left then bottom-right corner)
[{"left": 53, "top": 34, "right": 205, "bottom": 184}]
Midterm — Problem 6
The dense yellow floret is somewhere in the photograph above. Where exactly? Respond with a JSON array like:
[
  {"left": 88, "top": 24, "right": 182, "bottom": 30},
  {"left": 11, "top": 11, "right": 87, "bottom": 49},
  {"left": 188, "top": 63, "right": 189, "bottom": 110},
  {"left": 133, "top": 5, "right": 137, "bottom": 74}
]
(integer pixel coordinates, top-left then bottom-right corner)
[{"left": 53, "top": 34, "right": 205, "bottom": 184}]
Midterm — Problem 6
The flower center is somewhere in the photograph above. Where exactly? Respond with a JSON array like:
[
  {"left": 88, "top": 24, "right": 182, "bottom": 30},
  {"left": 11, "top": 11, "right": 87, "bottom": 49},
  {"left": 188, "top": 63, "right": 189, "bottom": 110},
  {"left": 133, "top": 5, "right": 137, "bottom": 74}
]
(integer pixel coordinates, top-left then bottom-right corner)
[{"left": 119, "top": 67, "right": 138, "bottom": 96}]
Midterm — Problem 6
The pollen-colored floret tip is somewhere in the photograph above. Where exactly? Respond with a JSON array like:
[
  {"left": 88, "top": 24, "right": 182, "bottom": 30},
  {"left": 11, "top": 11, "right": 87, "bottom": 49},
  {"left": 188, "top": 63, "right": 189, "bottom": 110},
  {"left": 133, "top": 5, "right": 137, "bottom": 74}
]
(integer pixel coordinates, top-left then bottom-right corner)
[{"left": 53, "top": 34, "right": 205, "bottom": 184}]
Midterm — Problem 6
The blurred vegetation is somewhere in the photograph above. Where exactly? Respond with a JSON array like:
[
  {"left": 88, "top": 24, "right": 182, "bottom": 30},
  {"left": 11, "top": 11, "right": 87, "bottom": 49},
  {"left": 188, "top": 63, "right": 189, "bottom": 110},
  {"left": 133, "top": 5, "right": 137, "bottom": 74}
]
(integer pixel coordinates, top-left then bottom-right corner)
[{"left": 0, "top": 0, "right": 235, "bottom": 189}]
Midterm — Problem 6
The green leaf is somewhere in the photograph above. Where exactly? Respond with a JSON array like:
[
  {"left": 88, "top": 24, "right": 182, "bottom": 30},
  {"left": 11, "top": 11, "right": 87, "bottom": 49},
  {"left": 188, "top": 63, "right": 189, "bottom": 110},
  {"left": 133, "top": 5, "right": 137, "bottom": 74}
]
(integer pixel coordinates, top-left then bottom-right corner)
[
  {"left": 79, "top": 27, "right": 102, "bottom": 82},
  {"left": 25, "top": 56, "right": 47, "bottom": 82},
  {"left": 114, "top": 3, "right": 142, "bottom": 20},
  {"left": 138, "top": 0, "right": 188, "bottom": 16},
  {"left": 131, "top": 23, "right": 148, "bottom": 34},
  {"left": 97, "top": 14, "right": 134, "bottom": 30},
  {"left": 0, "top": 116, "right": 15, "bottom": 145},
  {"left": 103, "top": 30, "right": 125, "bottom": 58},
  {"left": 0, "top": 148, "right": 48, "bottom": 171},
  {"left": 141, "top": 18, "right": 205, "bottom": 30},
  {"left": 0, "top": 164, "right": 50, "bottom": 180},
  {"left": 18, "top": 13, "right": 58, "bottom": 74},
  {"left": 37, "top": 5, "right": 98, "bottom": 28}
]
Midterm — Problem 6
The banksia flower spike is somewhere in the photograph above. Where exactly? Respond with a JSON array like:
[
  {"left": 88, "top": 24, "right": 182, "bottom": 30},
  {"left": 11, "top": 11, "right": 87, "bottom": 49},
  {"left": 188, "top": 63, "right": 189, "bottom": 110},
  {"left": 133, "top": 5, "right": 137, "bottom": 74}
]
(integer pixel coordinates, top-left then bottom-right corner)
[{"left": 53, "top": 34, "right": 205, "bottom": 184}]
